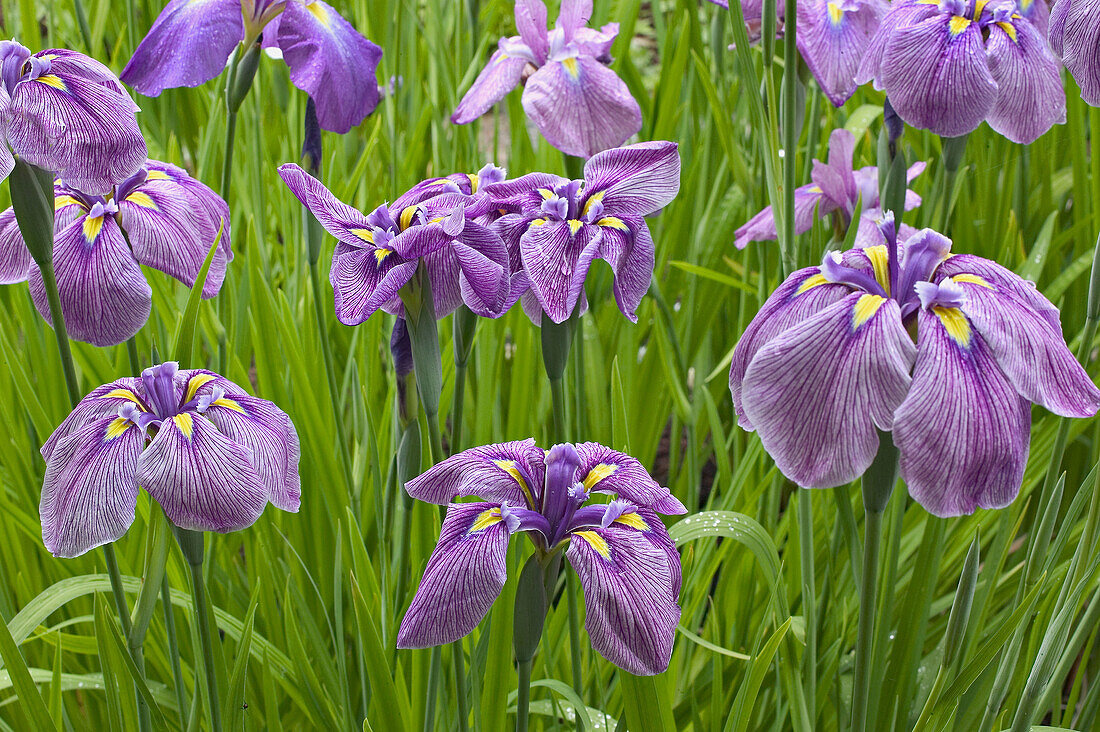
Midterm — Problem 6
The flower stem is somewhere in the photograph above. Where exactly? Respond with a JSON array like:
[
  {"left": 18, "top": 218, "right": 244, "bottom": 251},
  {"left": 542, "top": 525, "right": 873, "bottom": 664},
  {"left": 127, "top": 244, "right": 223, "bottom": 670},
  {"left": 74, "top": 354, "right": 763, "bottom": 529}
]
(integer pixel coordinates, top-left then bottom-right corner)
[
  {"left": 513, "top": 553, "right": 559, "bottom": 732},
  {"left": 937, "top": 135, "right": 969, "bottom": 233},
  {"left": 221, "top": 40, "right": 262, "bottom": 199},
  {"left": 37, "top": 258, "right": 81, "bottom": 407},
  {"left": 423, "top": 645, "right": 442, "bottom": 732},
  {"left": 781, "top": 0, "right": 800, "bottom": 275},
  {"left": 798, "top": 490, "right": 817, "bottom": 719},
  {"left": 162, "top": 573, "right": 189, "bottom": 729},
  {"left": 516, "top": 658, "right": 533, "bottom": 732},
  {"left": 177, "top": 529, "right": 221, "bottom": 732}
]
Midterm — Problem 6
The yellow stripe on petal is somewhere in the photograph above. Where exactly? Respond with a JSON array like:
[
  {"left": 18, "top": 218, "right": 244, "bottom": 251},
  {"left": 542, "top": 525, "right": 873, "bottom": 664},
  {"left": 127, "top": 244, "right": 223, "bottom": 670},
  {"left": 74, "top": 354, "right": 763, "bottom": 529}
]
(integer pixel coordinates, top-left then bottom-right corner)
[
  {"left": 538, "top": 188, "right": 555, "bottom": 200},
  {"left": 374, "top": 248, "right": 392, "bottom": 265},
  {"left": 35, "top": 74, "right": 66, "bottom": 91},
  {"left": 469, "top": 507, "right": 503, "bottom": 533},
  {"left": 582, "top": 463, "right": 618, "bottom": 491},
  {"left": 952, "top": 273, "right": 994, "bottom": 289},
  {"left": 852, "top": 294, "right": 886, "bottom": 329},
  {"left": 949, "top": 16, "right": 971, "bottom": 35},
  {"left": 82, "top": 215, "right": 104, "bottom": 242},
  {"left": 184, "top": 373, "right": 217, "bottom": 403},
  {"left": 306, "top": 0, "right": 330, "bottom": 26},
  {"left": 212, "top": 397, "right": 246, "bottom": 414},
  {"left": 562, "top": 57, "right": 580, "bottom": 79},
  {"left": 796, "top": 273, "right": 829, "bottom": 294},
  {"left": 54, "top": 195, "right": 84, "bottom": 211},
  {"left": 597, "top": 216, "right": 629, "bottom": 231},
  {"left": 173, "top": 413, "right": 195, "bottom": 439},
  {"left": 574, "top": 530, "right": 611, "bottom": 559},
  {"left": 101, "top": 388, "right": 144, "bottom": 404},
  {"left": 530, "top": 218, "right": 548, "bottom": 227},
  {"left": 493, "top": 459, "right": 534, "bottom": 505},
  {"left": 567, "top": 219, "right": 583, "bottom": 235},
  {"left": 934, "top": 306, "right": 971, "bottom": 347},
  {"left": 350, "top": 228, "right": 374, "bottom": 243},
  {"left": 399, "top": 206, "right": 419, "bottom": 231},
  {"left": 827, "top": 1, "right": 843, "bottom": 25},
  {"left": 125, "top": 191, "right": 157, "bottom": 209},
  {"left": 996, "top": 21, "right": 1018, "bottom": 42},
  {"left": 974, "top": 0, "right": 989, "bottom": 17},
  {"left": 582, "top": 191, "right": 605, "bottom": 216},
  {"left": 144, "top": 169, "right": 169, "bottom": 181},
  {"left": 467, "top": 173, "right": 480, "bottom": 192},
  {"left": 614, "top": 512, "right": 649, "bottom": 531},
  {"left": 104, "top": 417, "right": 132, "bottom": 440},
  {"left": 863, "top": 245, "right": 891, "bottom": 295}
]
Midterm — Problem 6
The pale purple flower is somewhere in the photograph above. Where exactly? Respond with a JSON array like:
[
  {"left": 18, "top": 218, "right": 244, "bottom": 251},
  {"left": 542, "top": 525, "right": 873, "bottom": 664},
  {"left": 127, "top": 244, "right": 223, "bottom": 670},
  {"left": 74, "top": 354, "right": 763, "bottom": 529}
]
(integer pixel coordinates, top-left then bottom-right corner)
[
  {"left": 735, "top": 128, "right": 925, "bottom": 249},
  {"left": 478, "top": 141, "right": 680, "bottom": 324},
  {"left": 121, "top": 0, "right": 382, "bottom": 134},
  {"left": 452, "top": 0, "right": 642, "bottom": 158},
  {"left": 0, "top": 161, "right": 231, "bottom": 347},
  {"left": 730, "top": 216, "right": 1100, "bottom": 517},
  {"left": 40, "top": 362, "right": 300, "bottom": 557},
  {"left": 856, "top": 0, "right": 1064, "bottom": 144},
  {"left": 277, "top": 163, "right": 511, "bottom": 322},
  {"left": 0, "top": 42, "right": 146, "bottom": 194},
  {"left": 708, "top": 0, "right": 889, "bottom": 107},
  {"left": 1050, "top": 0, "right": 1100, "bottom": 105},
  {"left": 396, "top": 440, "right": 685, "bottom": 675}
]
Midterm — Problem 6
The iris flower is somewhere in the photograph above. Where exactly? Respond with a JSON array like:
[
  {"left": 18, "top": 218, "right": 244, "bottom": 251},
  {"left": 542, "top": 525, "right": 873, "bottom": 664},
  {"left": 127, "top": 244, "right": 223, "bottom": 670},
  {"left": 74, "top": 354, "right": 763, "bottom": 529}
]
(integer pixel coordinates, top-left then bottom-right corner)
[
  {"left": 478, "top": 141, "right": 680, "bottom": 324},
  {"left": 40, "top": 362, "right": 300, "bottom": 557},
  {"left": 709, "top": 0, "right": 889, "bottom": 107},
  {"left": 856, "top": 0, "right": 1064, "bottom": 144},
  {"left": 396, "top": 440, "right": 685, "bottom": 675},
  {"left": 278, "top": 163, "right": 511, "bottom": 322},
  {"left": 0, "top": 42, "right": 146, "bottom": 193},
  {"left": 121, "top": 0, "right": 382, "bottom": 133},
  {"left": 735, "top": 128, "right": 924, "bottom": 249},
  {"left": 451, "top": 0, "right": 642, "bottom": 158},
  {"left": 0, "top": 161, "right": 231, "bottom": 347},
  {"left": 1050, "top": 0, "right": 1100, "bottom": 106},
  {"left": 730, "top": 216, "right": 1100, "bottom": 516}
]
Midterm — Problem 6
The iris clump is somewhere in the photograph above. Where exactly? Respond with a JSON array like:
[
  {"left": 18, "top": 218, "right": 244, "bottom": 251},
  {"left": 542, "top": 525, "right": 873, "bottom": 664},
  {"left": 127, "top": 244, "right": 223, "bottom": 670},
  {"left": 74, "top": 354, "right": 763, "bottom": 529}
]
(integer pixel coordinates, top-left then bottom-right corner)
[
  {"left": 0, "top": 161, "right": 231, "bottom": 346},
  {"left": 397, "top": 440, "right": 684, "bottom": 675},
  {"left": 40, "top": 362, "right": 300, "bottom": 558},
  {"left": 730, "top": 214, "right": 1100, "bottom": 516}
]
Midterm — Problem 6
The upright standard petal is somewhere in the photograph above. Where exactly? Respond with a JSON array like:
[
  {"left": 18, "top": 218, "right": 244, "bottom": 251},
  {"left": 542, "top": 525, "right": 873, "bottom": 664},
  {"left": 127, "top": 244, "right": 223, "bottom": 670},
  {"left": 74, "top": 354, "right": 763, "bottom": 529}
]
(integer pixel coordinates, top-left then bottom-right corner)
[
  {"left": 521, "top": 56, "right": 642, "bottom": 158},
  {"left": 581, "top": 141, "right": 681, "bottom": 217},
  {"left": 28, "top": 214, "right": 152, "bottom": 347},
  {"left": 0, "top": 207, "right": 31, "bottom": 283},
  {"left": 894, "top": 306, "right": 1031, "bottom": 516},
  {"left": 575, "top": 442, "right": 686, "bottom": 514},
  {"left": 984, "top": 19, "right": 1065, "bottom": 144},
  {"left": 877, "top": 12, "right": 997, "bottom": 138},
  {"left": 566, "top": 522, "right": 680, "bottom": 675},
  {"left": 276, "top": 0, "right": 383, "bottom": 134},
  {"left": 40, "top": 415, "right": 143, "bottom": 558},
  {"left": 137, "top": 412, "right": 270, "bottom": 532},
  {"left": 451, "top": 48, "right": 528, "bottom": 124},
  {"left": 405, "top": 438, "right": 545, "bottom": 506},
  {"left": 740, "top": 293, "right": 916, "bottom": 488},
  {"left": 397, "top": 502, "right": 514, "bottom": 648},
  {"left": 120, "top": 0, "right": 244, "bottom": 95},
  {"left": 520, "top": 218, "right": 601, "bottom": 323}
]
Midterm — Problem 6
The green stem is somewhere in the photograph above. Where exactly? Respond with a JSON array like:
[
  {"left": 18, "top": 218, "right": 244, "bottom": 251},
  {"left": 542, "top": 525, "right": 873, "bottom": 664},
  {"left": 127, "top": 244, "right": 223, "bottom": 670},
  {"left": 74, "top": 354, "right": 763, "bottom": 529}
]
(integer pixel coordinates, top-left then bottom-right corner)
[
  {"left": 38, "top": 258, "right": 81, "bottom": 406},
  {"left": 937, "top": 135, "right": 969, "bottom": 233},
  {"left": 781, "top": 0, "right": 799, "bottom": 274},
  {"left": 221, "top": 108, "right": 238, "bottom": 200},
  {"left": 103, "top": 545, "right": 132, "bottom": 638},
  {"left": 851, "top": 507, "right": 883, "bottom": 732},
  {"left": 162, "top": 574, "right": 189, "bottom": 730},
  {"left": 516, "top": 658, "right": 532, "bottom": 732},
  {"left": 451, "top": 359, "right": 467, "bottom": 454},
  {"left": 798, "top": 490, "right": 816, "bottom": 719},
  {"left": 549, "top": 378, "right": 568, "bottom": 444},
  {"left": 566, "top": 572, "right": 583, "bottom": 695},
  {"left": 452, "top": 639, "right": 469, "bottom": 732},
  {"left": 423, "top": 646, "right": 442, "bottom": 732},
  {"left": 126, "top": 338, "right": 142, "bottom": 374},
  {"left": 189, "top": 559, "right": 221, "bottom": 732}
]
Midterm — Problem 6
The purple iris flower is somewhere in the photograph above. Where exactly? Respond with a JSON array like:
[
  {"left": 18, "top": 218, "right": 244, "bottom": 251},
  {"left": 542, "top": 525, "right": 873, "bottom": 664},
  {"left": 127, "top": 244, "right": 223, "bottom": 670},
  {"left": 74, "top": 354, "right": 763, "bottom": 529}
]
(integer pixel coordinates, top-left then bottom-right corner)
[
  {"left": 278, "top": 163, "right": 511, "bottom": 322},
  {"left": 1050, "top": 0, "right": 1100, "bottom": 105},
  {"left": 477, "top": 141, "right": 680, "bottom": 324},
  {"left": 730, "top": 215, "right": 1100, "bottom": 517},
  {"left": 735, "top": 128, "right": 925, "bottom": 249},
  {"left": 120, "top": 0, "right": 382, "bottom": 134},
  {"left": 451, "top": 0, "right": 642, "bottom": 158},
  {"left": 708, "top": 0, "right": 889, "bottom": 107},
  {"left": 396, "top": 440, "right": 685, "bottom": 675},
  {"left": 0, "top": 42, "right": 146, "bottom": 194},
  {"left": 0, "top": 161, "right": 231, "bottom": 347},
  {"left": 40, "top": 362, "right": 300, "bottom": 558},
  {"left": 856, "top": 0, "right": 1064, "bottom": 144}
]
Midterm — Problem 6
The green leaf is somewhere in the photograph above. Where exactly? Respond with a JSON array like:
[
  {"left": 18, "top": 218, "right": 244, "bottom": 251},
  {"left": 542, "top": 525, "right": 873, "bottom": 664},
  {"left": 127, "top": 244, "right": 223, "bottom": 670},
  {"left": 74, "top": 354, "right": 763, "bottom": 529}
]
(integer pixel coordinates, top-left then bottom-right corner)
[
  {"left": 0, "top": 601, "right": 55, "bottom": 730},
  {"left": 171, "top": 221, "right": 224, "bottom": 365}
]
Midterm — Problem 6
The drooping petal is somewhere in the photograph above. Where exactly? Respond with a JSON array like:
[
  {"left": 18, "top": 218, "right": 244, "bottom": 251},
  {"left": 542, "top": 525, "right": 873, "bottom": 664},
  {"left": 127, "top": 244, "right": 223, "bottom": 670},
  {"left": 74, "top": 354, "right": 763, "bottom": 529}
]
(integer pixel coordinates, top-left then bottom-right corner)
[
  {"left": 1019, "top": 0, "right": 1049, "bottom": 37},
  {"left": 855, "top": 0, "right": 942, "bottom": 87},
  {"left": 451, "top": 49, "right": 528, "bottom": 124},
  {"left": 797, "top": 0, "right": 887, "bottom": 107},
  {"left": 405, "top": 438, "right": 545, "bottom": 507},
  {"left": 276, "top": 0, "right": 382, "bottom": 134},
  {"left": 40, "top": 415, "right": 143, "bottom": 558},
  {"left": 935, "top": 253, "right": 1062, "bottom": 332},
  {"left": 575, "top": 441, "right": 686, "bottom": 514},
  {"left": 396, "top": 501, "right": 513, "bottom": 648},
  {"left": 729, "top": 267, "right": 852, "bottom": 427},
  {"left": 581, "top": 141, "right": 681, "bottom": 218},
  {"left": 119, "top": 0, "right": 243, "bottom": 96},
  {"left": 521, "top": 57, "right": 642, "bottom": 158},
  {"left": 137, "top": 412, "right": 270, "bottom": 532},
  {"left": 951, "top": 274, "right": 1100, "bottom": 417},
  {"left": 0, "top": 207, "right": 31, "bottom": 283},
  {"left": 278, "top": 163, "right": 378, "bottom": 247},
  {"left": 1050, "top": 0, "right": 1100, "bottom": 105},
  {"left": 41, "top": 378, "right": 148, "bottom": 461},
  {"left": 451, "top": 220, "right": 511, "bottom": 317},
  {"left": 330, "top": 247, "right": 418, "bottom": 325},
  {"left": 590, "top": 217, "right": 653, "bottom": 322},
  {"left": 143, "top": 161, "right": 233, "bottom": 257},
  {"left": 877, "top": 12, "right": 998, "bottom": 138},
  {"left": 984, "top": 19, "right": 1065, "bottom": 144},
  {"left": 894, "top": 306, "right": 1031, "bottom": 516},
  {"left": 740, "top": 292, "right": 916, "bottom": 488},
  {"left": 28, "top": 214, "right": 152, "bottom": 347},
  {"left": 520, "top": 218, "right": 600, "bottom": 323},
  {"left": 199, "top": 394, "right": 302, "bottom": 512},
  {"left": 566, "top": 523, "right": 680, "bottom": 675},
  {"left": 117, "top": 176, "right": 228, "bottom": 298},
  {"left": 734, "top": 185, "right": 825, "bottom": 249}
]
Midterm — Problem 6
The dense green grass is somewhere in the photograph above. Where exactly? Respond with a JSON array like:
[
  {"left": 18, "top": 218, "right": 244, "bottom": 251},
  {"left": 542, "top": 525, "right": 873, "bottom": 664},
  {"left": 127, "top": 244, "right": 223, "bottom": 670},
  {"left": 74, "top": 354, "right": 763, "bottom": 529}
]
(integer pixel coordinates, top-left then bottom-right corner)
[{"left": 1, "top": 0, "right": 1099, "bottom": 729}]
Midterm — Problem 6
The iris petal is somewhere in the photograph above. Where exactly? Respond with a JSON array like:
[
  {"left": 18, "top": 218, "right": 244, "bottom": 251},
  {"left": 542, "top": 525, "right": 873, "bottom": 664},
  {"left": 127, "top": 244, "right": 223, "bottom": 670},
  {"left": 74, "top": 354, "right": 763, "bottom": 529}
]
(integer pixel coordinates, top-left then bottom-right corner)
[
  {"left": 984, "top": 19, "right": 1066, "bottom": 144},
  {"left": 575, "top": 441, "right": 686, "bottom": 514},
  {"left": 0, "top": 207, "right": 32, "bottom": 284},
  {"left": 519, "top": 218, "right": 600, "bottom": 323},
  {"left": 451, "top": 49, "right": 528, "bottom": 124},
  {"left": 41, "top": 377, "right": 148, "bottom": 461},
  {"left": 581, "top": 141, "right": 681, "bottom": 218},
  {"left": 405, "top": 438, "right": 545, "bottom": 506}
]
